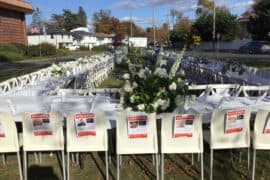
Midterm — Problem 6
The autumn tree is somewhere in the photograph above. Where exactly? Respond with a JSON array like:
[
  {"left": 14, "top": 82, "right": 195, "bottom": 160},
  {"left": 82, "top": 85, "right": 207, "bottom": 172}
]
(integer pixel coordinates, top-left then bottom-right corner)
[
  {"left": 170, "top": 17, "right": 193, "bottom": 45},
  {"left": 196, "top": 0, "right": 214, "bottom": 15}
]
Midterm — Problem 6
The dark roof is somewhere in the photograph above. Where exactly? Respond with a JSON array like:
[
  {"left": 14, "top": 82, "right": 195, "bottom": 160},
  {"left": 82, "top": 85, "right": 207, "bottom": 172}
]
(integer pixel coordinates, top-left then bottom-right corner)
[{"left": 0, "top": 0, "right": 34, "bottom": 14}]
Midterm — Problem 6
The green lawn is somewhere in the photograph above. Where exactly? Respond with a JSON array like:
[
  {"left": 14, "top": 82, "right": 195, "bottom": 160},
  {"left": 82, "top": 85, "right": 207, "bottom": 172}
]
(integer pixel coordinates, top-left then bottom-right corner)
[{"left": 98, "top": 77, "right": 124, "bottom": 88}]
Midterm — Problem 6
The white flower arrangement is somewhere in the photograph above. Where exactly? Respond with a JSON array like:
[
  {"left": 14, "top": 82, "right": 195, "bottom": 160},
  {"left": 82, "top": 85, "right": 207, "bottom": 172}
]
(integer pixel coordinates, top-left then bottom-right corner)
[
  {"left": 154, "top": 67, "right": 168, "bottom": 78},
  {"left": 123, "top": 73, "right": 130, "bottom": 80},
  {"left": 169, "top": 82, "right": 177, "bottom": 91}
]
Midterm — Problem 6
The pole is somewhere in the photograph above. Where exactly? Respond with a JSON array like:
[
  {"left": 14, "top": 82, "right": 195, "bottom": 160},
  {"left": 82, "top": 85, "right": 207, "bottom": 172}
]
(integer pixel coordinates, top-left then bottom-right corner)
[
  {"left": 130, "top": 13, "right": 133, "bottom": 37},
  {"left": 153, "top": 9, "right": 156, "bottom": 44},
  {"left": 213, "top": 0, "right": 216, "bottom": 51}
]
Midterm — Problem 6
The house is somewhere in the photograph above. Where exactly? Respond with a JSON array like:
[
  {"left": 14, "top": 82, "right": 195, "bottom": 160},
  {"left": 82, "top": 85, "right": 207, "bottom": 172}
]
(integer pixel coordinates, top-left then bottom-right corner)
[
  {"left": 95, "top": 33, "right": 114, "bottom": 46},
  {"left": 27, "top": 28, "right": 74, "bottom": 49},
  {"left": 128, "top": 37, "right": 148, "bottom": 48},
  {"left": 0, "top": 0, "right": 34, "bottom": 44},
  {"left": 73, "top": 31, "right": 97, "bottom": 50}
]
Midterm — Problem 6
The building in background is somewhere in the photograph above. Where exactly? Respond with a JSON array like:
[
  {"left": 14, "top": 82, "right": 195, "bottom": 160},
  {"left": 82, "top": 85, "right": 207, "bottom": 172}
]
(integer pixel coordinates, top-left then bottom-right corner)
[
  {"left": 27, "top": 28, "right": 74, "bottom": 49},
  {"left": 0, "top": 0, "right": 34, "bottom": 44},
  {"left": 95, "top": 33, "right": 114, "bottom": 46},
  {"left": 128, "top": 37, "right": 148, "bottom": 48}
]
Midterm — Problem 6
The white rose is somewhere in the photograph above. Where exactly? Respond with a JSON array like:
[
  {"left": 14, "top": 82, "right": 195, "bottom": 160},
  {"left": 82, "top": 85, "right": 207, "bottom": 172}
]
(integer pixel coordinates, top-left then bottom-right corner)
[
  {"left": 169, "top": 82, "right": 177, "bottom": 91},
  {"left": 161, "top": 99, "right": 170, "bottom": 110},
  {"left": 129, "top": 95, "right": 135, "bottom": 103},
  {"left": 152, "top": 101, "right": 160, "bottom": 110},
  {"left": 125, "top": 107, "right": 132, "bottom": 111},
  {"left": 156, "top": 99, "right": 166, "bottom": 106},
  {"left": 132, "top": 82, "right": 138, "bottom": 88},
  {"left": 123, "top": 81, "right": 133, "bottom": 93},
  {"left": 123, "top": 73, "right": 130, "bottom": 80},
  {"left": 138, "top": 68, "right": 145, "bottom": 78},
  {"left": 137, "top": 104, "right": 145, "bottom": 111}
]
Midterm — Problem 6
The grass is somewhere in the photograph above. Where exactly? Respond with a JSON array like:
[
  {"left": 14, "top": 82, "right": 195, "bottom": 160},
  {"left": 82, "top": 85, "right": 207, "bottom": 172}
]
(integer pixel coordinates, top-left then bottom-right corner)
[
  {"left": 98, "top": 77, "right": 123, "bottom": 88},
  {"left": 1, "top": 143, "right": 270, "bottom": 179}
]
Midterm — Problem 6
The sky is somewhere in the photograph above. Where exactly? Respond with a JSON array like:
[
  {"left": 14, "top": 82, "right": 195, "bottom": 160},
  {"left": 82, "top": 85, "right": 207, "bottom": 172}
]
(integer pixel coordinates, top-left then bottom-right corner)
[{"left": 25, "top": 0, "right": 255, "bottom": 28}]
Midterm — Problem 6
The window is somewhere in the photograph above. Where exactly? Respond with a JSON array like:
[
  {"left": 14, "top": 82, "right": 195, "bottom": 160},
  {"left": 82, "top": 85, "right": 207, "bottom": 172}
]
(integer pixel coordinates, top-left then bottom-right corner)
[{"left": 50, "top": 34, "right": 54, "bottom": 39}]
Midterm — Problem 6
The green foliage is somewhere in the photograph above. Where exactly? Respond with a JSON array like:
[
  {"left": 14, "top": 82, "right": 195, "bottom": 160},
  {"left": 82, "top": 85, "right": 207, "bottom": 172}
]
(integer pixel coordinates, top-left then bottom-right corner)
[
  {"left": 247, "top": 0, "right": 270, "bottom": 41},
  {"left": 26, "top": 43, "right": 56, "bottom": 57},
  {"left": 170, "top": 17, "right": 193, "bottom": 45},
  {"left": 194, "top": 8, "right": 239, "bottom": 41},
  {"left": 51, "top": 7, "right": 88, "bottom": 31},
  {"left": 0, "top": 51, "right": 23, "bottom": 62},
  {"left": 98, "top": 77, "right": 123, "bottom": 88},
  {"left": 79, "top": 46, "right": 90, "bottom": 51},
  {"left": 56, "top": 48, "right": 69, "bottom": 56},
  {"left": 0, "top": 44, "right": 24, "bottom": 62}
]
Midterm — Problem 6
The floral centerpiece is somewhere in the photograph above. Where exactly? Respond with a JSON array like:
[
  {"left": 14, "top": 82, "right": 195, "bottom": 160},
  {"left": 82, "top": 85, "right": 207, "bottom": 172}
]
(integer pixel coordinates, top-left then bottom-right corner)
[{"left": 121, "top": 46, "right": 187, "bottom": 113}]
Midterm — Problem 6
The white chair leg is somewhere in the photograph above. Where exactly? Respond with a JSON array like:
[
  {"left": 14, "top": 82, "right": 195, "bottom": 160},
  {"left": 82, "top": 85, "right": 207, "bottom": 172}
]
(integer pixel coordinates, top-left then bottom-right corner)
[
  {"left": 152, "top": 154, "right": 155, "bottom": 166},
  {"left": 252, "top": 149, "right": 256, "bottom": 180},
  {"left": 105, "top": 151, "right": 109, "bottom": 180},
  {"left": 119, "top": 155, "right": 122, "bottom": 167},
  {"left": 24, "top": 151, "right": 27, "bottom": 180},
  {"left": 17, "top": 151, "right": 23, "bottom": 180},
  {"left": 117, "top": 154, "right": 120, "bottom": 180},
  {"left": 197, "top": 153, "right": 200, "bottom": 162},
  {"left": 161, "top": 154, "right": 164, "bottom": 180},
  {"left": 62, "top": 150, "right": 66, "bottom": 180},
  {"left": 34, "top": 152, "right": 38, "bottom": 164},
  {"left": 67, "top": 152, "right": 70, "bottom": 180},
  {"left": 210, "top": 149, "right": 213, "bottom": 180},
  {"left": 2, "top": 154, "right": 5, "bottom": 165},
  {"left": 76, "top": 153, "right": 79, "bottom": 165},
  {"left": 39, "top": 152, "right": 42, "bottom": 164},
  {"left": 248, "top": 147, "right": 250, "bottom": 170},
  {"left": 71, "top": 153, "right": 75, "bottom": 163},
  {"left": 191, "top": 153, "right": 194, "bottom": 165},
  {"left": 155, "top": 154, "right": 159, "bottom": 180},
  {"left": 201, "top": 153, "right": 204, "bottom": 180}
]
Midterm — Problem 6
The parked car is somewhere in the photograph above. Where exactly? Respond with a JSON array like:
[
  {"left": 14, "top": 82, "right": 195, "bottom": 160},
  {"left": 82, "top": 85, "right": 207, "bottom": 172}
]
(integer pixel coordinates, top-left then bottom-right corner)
[{"left": 239, "top": 41, "right": 270, "bottom": 54}]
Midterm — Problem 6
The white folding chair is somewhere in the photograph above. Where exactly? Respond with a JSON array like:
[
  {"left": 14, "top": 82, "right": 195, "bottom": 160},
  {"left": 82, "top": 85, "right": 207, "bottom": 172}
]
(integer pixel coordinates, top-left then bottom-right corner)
[
  {"left": 66, "top": 112, "right": 109, "bottom": 180},
  {"left": 22, "top": 112, "right": 65, "bottom": 180},
  {"left": 204, "top": 108, "right": 250, "bottom": 180},
  {"left": 252, "top": 109, "right": 270, "bottom": 180},
  {"left": 160, "top": 112, "right": 204, "bottom": 180},
  {"left": 0, "top": 113, "right": 23, "bottom": 180},
  {"left": 115, "top": 112, "right": 159, "bottom": 180}
]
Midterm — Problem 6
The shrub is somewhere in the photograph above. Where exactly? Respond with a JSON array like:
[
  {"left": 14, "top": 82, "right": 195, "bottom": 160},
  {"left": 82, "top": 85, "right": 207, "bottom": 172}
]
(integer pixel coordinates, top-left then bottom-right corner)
[
  {"left": 40, "top": 43, "right": 56, "bottom": 56},
  {"left": 26, "top": 45, "right": 41, "bottom": 57},
  {"left": 0, "top": 44, "right": 21, "bottom": 54},
  {"left": 79, "top": 46, "right": 90, "bottom": 51},
  {"left": 0, "top": 51, "right": 23, "bottom": 62},
  {"left": 56, "top": 49, "right": 70, "bottom": 56},
  {"left": 12, "top": 43, "right": 28, "bottom": 56}
]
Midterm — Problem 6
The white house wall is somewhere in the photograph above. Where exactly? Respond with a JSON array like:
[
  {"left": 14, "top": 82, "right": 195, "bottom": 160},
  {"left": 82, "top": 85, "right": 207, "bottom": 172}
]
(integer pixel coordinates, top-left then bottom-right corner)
[{"left": 28, "top": 34, "right": 74, "bottom": 48}]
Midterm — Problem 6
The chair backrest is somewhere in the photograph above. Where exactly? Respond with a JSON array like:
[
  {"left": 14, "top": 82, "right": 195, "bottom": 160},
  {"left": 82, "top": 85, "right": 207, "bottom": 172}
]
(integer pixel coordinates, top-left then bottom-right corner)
[
  {"left": 116, "top": 112, "right": 158, "bottom": 155},
  {"left": 0, "top": 113, "right": 19, "bottom": 153},
  {"left": 160, "top": 112, "right": 203, "bottom": 154},
  {"left": 22, "top": 112, "right": 64, "bottom": 151},
  {"left": 253, "top": 109, "right": 270, "bottom": 149},
  {"left": 210, "top": 108, "right": 250, "bottom": 149},
  {"left": 66, "top": 112, "right": 108, "bottom": 152}
]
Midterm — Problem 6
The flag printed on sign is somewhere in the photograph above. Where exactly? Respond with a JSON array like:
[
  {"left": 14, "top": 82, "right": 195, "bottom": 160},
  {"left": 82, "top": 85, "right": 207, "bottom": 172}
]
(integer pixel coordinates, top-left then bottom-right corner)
[
  {"left": 0, "top": 122, "right": 5, "bottom": 138},
  {"left": 225, "top": 109, "right": 245, "bottom": 134},
  {"left": 75, "top": 113, "right": 96, "bottom": 137},
  {"left": 174, "top": 114, "right": 195, "bottom": 138},
  {"left": 31, "top": 113, "right": 52, "bottom": 136},
  {"left": 127, "top": 115, "right": 148, "bottom": 138},
  {"left": 263, "top": 114, "right": 270, "bottom": 134}
]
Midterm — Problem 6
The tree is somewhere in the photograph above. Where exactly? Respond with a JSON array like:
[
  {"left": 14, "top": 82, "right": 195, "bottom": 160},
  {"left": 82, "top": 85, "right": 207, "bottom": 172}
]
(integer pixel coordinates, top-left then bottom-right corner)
[
  {"left": 170, "top": 17, "right": 193, "bottom": 44},
  {"left": 170, "top": 9, "right": 183, "bottom": 29},
  {"left": 247, "top": 0, "right": 270, "bottom": 41},
  {"left": 196, "top": 0, "right": 214, "bottom": 15},
  {"left": 194, "top": 8, "right": 239, "bottom": 41},
  {"left": 77, "top": 6, "right": 87, "bottom": 27},
  {"left": 31, "top": 8, "right": 43, "bottom": 28}
]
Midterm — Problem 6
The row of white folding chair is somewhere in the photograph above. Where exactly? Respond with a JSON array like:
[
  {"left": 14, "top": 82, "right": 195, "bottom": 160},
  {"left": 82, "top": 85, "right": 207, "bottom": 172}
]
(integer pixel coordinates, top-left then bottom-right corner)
[{"left": 0, "top": 112, "right": 108, "bottom": 180}]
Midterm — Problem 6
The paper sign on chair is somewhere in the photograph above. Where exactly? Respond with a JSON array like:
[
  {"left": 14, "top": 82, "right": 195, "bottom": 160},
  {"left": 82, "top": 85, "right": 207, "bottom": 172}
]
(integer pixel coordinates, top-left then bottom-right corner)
[
  {"left": 225, "top": 109, "right": 245, "bottom": 134},
  {"left": 127, "top": 115, "right": 148, "bottom": 138},
  {"left": 75, "top": 113, "right": 96, "bottom": 137},
  {"left": 31, "top": 113, "right": 52, "bottom": 136},
  {"left": 0, "top": 122, "right": 5, "bottom": 138},
  {"left": 173, "top": 114, "right": 195, "bottom": 138}
]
